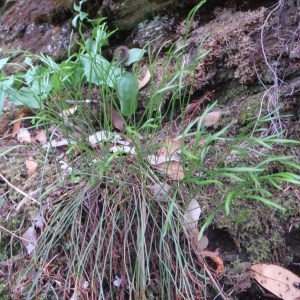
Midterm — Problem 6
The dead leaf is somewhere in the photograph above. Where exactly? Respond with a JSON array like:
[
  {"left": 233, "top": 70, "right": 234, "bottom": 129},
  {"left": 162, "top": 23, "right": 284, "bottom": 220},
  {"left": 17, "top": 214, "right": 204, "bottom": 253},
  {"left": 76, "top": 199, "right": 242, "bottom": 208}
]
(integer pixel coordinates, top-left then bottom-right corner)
[
  {"left": 88, "top": 131, "right": 113, "bottom": 147},
  {"left": 35, "top": 130, "right": 47, "bottom": 144},
  {"left": 16, "top": 128, "right": 31, "bottom": 143},
  {"left": 113, "top": 276, "right": 122, "bottom": 288},
  {"left": 148, "top": 136, "right": 184, "bottom": 180},
  {"left": 58, "top": 105, "right": 77, "bottom": 117},
  {"left": 156, "top": 161, "right": 184, "bottom": 180},
  {"left": 25, "top": 159, "right": 38, "bottom": 177},
  {"left": 60, "top": 160, "right": 73, "bottom": 173},
  {"left": 110, "top": 145, "right": 136, "bottom": 155},
  {"left": 202, "top": 111, "right": 221, "bottom": 127},
  {"left": 150, "top": 182, "right": 172, "bottom": 201},
  {"left": 22, "top": 226, "right": 37, "bottom": 255},
  {"left": 138, "top": 69, "right": 151, "bottom": 89},
  {"left": 157, "top": 136, "right": 181, "bottom": 161},
  {"left": 182, "top": 198, "right": 201, "bottom": 230},
  {"left": 42, "top": 138, "right": 77, "bottom": 148},
  {"left": 198, "top": 235, "right": 209, "bottom": 250},
  {"left": 147, "top": 141, "right": 181, "bottom": 166},
  {"left": 113, "top": 135, "right": 131, "bottom": 146},
  {"left": 33, "top": 213, "right": 45, "bottom": 230},
  {"left": 147, "top": 154, "right": 173, "bottom": 165},
  {"left": 111, "top": 108, "right": 125, "bottom": 132},
  {"left": 250, "top": 264, "right": 300, "bottom": 299},
  {"left": 12, "top": 113, "right": 24, "bottom": 135}
]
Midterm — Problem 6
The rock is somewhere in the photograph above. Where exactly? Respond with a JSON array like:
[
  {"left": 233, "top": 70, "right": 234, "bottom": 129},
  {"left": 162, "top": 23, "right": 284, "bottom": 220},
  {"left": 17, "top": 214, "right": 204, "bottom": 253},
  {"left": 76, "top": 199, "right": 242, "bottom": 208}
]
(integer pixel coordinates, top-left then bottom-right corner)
[
  {"left": 99, "top": 0, "right": 177, "bottom": 31},
  {"left": 202, "top": 111, "right": 222, "bottom": 127},
  {"left": 0, "top": 0, "right": 73, "bottom": 60}
]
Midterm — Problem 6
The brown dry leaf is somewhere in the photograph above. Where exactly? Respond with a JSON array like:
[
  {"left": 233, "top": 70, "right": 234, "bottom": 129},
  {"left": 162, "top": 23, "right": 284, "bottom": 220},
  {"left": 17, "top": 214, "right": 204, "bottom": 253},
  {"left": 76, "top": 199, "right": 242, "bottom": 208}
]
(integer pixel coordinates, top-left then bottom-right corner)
[
  {"left": 105, "top": 105, "right": 125, "bottom": 132},
  {"left": 12, "top": 113, "right": 24, "bottom": 135},
  {"left": 111, "top": 108, "right": 125, "bottom": 132},
  {"left": 148, "top": 136, "right": 184, "bottom": 180},
  {"left": 157, "top": 136, "right": 182, "bottom": 162},
  {"left": 138, "top": 69, "right": 151, "bottom": 89},
  {"left": 35, "top": 130, "right": 47, "bottom": 144},
  {"left": 16, "top": 128, "right": 31, "bottom": 143},
  {"left": 188, "top": 227, "right": 209, "bottom": 251},
  {"left": 148, "top": 154, "right": 180, "bottom": 165},
  {"left": 250, "top": 264, "right": 300, "bottom": 299},
  {"left": 156, "top": 161, "right": 184, "bottom": 180},
  {"left": 187, "top": 226, "right": 224, "bottom": 277},
  {"left": 150, "top": 182, "right": 172, "bottom": 201},
  {"left": 25, "top": 158, "right": 38, "bottom": 177}
]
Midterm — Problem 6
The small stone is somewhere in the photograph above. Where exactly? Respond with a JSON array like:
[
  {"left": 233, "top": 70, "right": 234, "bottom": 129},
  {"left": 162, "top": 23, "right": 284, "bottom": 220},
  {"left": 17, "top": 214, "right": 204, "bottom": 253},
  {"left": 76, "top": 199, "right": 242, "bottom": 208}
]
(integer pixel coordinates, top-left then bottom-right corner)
[{"left": 202, "top": 111, "right": 222, "bottom": 127}]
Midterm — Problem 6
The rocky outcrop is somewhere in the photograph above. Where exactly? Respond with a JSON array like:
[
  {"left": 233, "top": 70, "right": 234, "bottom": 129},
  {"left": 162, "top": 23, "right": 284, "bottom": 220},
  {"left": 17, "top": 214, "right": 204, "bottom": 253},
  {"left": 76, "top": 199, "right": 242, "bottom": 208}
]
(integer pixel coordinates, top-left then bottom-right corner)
[
  {"left": 0, "top": 0, "right": 299, "bottom": 103},
  {"left": 0, "top": 0, "right": 74, "bottom": 60}
]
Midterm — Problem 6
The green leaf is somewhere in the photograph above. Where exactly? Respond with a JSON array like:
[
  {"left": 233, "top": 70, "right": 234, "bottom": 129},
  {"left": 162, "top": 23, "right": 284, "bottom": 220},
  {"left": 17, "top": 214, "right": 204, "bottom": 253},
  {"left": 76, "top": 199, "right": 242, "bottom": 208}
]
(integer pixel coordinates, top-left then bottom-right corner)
[
  {"left": 0, "top": 76, "right": 14, "bottom": 111},
  {"left": 9, "top": 87, "right": 43, "bottom": 109},
  {"left": 51, "top": 60, "right": 84, "bottom": 90},
  {"left": 116, "top": 72, "right": 138, "bottom": 116},
  {"left": 72, "top": 1, "right": 88, "bottom": 27},
  {"left": 124, "top": 48, "right": 146, "bottom": 66},
  {"left": 0, "top": 57, "right": 9, "bottom": 70},
  {"left": 80, "top": 54, "right": 110, "bottom": 85},
  {"left": 243, "top": 195, "right": 285, "bottom": 211},
  {"left": 80, "top": 54, "right": 122, "bottom": 88},
  {"left": 225, "top": 192, "right": 235, "bottom": 215}
]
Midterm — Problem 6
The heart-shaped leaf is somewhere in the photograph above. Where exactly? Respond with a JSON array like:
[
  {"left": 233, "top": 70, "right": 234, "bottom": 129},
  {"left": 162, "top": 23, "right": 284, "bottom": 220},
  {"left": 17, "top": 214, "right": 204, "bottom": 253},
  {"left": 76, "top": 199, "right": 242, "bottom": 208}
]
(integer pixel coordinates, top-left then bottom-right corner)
[{"left": 124, "top": 48, "right": 146, "bottom": 66}]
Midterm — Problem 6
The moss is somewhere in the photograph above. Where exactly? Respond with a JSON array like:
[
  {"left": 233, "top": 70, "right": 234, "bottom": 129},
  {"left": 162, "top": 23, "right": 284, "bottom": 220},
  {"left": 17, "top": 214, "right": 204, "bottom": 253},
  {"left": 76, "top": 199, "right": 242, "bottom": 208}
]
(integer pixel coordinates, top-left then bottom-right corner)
[
  {"left": 0, "top": 282, "right": 10, "bottom": 300},
  {"left": 53, "top": 0, "right": 74, "bottom": 8}
]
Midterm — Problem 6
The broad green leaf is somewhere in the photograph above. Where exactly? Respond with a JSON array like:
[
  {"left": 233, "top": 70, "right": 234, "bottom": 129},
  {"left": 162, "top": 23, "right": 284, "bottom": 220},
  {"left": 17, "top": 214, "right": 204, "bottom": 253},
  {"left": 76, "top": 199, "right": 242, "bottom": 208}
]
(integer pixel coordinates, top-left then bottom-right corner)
[
  {"left": 0, "top": 77, "right": 14, "bottom": 111},
  {"left": 124, "top": 48, "right": 146, "bottom": 66},
  {"left": 9, "top": 87, "right": 43, "bottom": 109},
  {"left": 51, "top": 60, "right": 84, "bottom": 89},
  {"left": 84, "top": 38, "right": 98, "bottom": 56},
  {"left": 80, "top": 54, "right": 111, "bottom": 85},
  {"left": 81, "top": 53, "right": 121, "bottom": 87},
  {"left": 30, "top": 77, "right": 52, "bottom": 98},
  {"left": 0, "top": 57, "right": 9, "bottom": 70},
  {"left": 106, "top": 66, "right": 122, "bottom": 88},
  {"left": 116, "top": 72, "right": 138, "bottom": 116}
]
